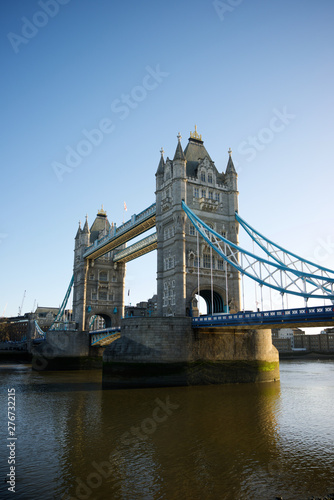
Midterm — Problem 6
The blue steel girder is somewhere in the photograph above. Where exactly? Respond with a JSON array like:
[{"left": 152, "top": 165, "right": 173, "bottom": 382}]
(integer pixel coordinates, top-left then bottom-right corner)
[
  {"left": 34, "top": 320, "right": 46, "bottom": 336},
  {"left": 90, "top": 327, "right": 121, "bottom": 346},
  {"left": 181, "top": 201, "right": 334, "bottom": 301},
  {"left": 113, "top": 232, "right": 157, "bottom": 263},
  {"left": 83, "top": 204, "right": 156, "bottom": 261},
  {"left": 49, "top": 275, "right": 74, "bottom": 331},
  {"left": 235, "top": 212, "right": 334, "bottom": 296}
]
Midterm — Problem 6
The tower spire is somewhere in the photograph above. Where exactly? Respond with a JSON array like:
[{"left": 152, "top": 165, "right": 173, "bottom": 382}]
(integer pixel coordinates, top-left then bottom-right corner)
[
  {"left": 75, "top": 221, "right": 82, "bottom": 239},
  {"left": 173, "top": 132, "right": 185, "bottom": 161},
  {"left": 156, "top": 147, "right": 165, "bottom": 176},
  {"left": 226, "top": 147, "right": 236, "bottom": 175},
  {"left": 82, "top": 214, "right": 90, "bottom": 233}
]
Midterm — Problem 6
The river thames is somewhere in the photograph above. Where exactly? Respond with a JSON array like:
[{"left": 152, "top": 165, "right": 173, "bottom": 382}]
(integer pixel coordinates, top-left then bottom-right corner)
[{"left": 0, "top": 359, "right": 333, "bottom": 500}]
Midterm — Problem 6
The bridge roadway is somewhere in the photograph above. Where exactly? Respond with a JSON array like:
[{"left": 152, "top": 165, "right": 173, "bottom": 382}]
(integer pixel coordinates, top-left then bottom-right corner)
[
  {"left": 83, "top": 203, "right": 156, "bottom": 261},
  {"left": 89, "top": 306, "right": 334, "bottom": 345},
  {"left": 113, "top": 232, "right": 157, "bottom": 264},
  {"left": 90, "top": 327, "right": 121, "bottom": 346},
  {"left": 192, "top": 305, "right": 334, "bottom": 330}
]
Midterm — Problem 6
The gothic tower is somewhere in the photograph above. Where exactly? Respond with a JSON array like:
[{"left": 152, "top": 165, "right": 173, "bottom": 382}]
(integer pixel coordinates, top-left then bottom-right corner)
[
  {"left": 72, "top": 207, "right": 126, "bottom": 331},
  {"left": 155, "top": 128, "right": 240, "bottom": 317}
]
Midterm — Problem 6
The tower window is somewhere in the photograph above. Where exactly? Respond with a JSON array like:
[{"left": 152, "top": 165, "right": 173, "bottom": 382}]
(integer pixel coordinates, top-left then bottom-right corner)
[
  {"left": 203, "top": 254, "right": 211, "bottom": 268},
  {"left": 215, "top": 193, "right": 220, "bottom": 202},
  {"left": 201, "top": 172, "right": 206, "bottom": 182},
  {"left": 203, "top": 254, "right": 215, "bottom": 269},
  {"left": 194, "top": 188, "right": 199, "bottom": 198},
  {"left": 208, "top": 173, "right": 213, "bottom": 184},
  {"left": 201, "top": 189, "right": 206, "bottom": 198},
  {"left": 99, "top": 271, "right": 108, "bottom": 281},
  {"left": 208, "top": 191, "right": 213, "bottom": 200}
]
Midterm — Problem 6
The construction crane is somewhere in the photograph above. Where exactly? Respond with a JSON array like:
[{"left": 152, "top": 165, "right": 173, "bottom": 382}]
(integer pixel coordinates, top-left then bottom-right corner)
[
  {"left": 18, "top": 290, "right": 26, "bottom": 316},
  {"left": 1, "top": 303, "right": 7, "bottom": 317}
]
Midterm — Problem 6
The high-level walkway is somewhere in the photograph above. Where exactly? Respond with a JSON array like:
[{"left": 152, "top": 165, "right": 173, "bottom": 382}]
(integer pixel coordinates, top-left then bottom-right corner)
[{"left": 83, "top": 204, "right": 156, "bottom": 260}]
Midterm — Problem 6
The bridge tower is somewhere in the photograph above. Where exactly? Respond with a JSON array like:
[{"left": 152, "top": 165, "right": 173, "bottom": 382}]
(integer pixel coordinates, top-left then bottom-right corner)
[
  {"left": 72, "top": 207, "right": 126, "bottom": 331},
  {"left": 155, "top": 128, "right": 240, "bottom": 316}
]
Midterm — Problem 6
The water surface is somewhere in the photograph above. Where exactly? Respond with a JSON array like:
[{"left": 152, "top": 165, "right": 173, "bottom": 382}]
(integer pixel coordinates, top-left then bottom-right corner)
[{"left": 0, "top": 360, "right": 333, "bottom": 499}]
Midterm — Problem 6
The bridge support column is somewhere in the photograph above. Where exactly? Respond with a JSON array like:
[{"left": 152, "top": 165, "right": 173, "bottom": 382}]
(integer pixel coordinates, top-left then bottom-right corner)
[
  {"left": 102, "top": 318, "right": 279, "bottom": 388},
  {"left": 30, "top": 330, "right": 102, "bottom": 370}
]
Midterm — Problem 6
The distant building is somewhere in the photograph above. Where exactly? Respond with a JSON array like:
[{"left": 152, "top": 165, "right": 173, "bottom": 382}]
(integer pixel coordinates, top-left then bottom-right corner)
[
  {"left": 322, "top": 327, "right": 334, "bottom": 334},
  {"left": 0, "top": 316, "right": 29, "bottom": 342},
  {"left": 294, "top": 332, "right": 334, "bottom": 352},
  {"left": 271, "top": 328, "right": 305, "bottom": 349},
  {"left": 34, "top": 307, "right": 59, "bottom": 329},
  {"left": 272, "top": 327, "right": 334, "bottom": 354},
  {"left": 124, "top": 295, "right": 158, "bottom": 318}
]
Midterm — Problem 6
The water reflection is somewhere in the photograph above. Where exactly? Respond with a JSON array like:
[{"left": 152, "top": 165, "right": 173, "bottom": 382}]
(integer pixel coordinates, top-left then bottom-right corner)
[{"left": 0, "top": 362, "right": 333, "bottom": 500}]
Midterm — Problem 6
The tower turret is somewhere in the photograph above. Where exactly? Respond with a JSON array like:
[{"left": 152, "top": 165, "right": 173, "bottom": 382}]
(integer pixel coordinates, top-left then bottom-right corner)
[
  {"left": 75, "top": 221, "right": 82, "bottom": 250},
  {"left": 81, "top": 215, "right": 90, "bottom": 247},
  {"left": 172, "top": 132, "right": 186, "bottom": 180},
  {"left": 156, "top": 147, "right": 165, "bottom": 190},
  {"left": 225, "top": 148, "right": 238, "bottom": 191}
]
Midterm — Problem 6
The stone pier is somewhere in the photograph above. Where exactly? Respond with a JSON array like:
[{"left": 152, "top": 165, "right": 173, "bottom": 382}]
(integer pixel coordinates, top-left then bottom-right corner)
[
  {"left": 102, "top": 317, "right": 280, "bottom": 388},
  {"left": 30, "top": 330, "right": 103, "bottom": 370}
]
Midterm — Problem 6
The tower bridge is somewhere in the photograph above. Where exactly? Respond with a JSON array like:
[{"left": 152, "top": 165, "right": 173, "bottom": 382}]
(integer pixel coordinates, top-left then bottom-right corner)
[
  {"left": 31, "top": 127, "right": 334, "bottom": 386},
  {"left": 72, "top": 128, "right": 240, "bottom": 333}
]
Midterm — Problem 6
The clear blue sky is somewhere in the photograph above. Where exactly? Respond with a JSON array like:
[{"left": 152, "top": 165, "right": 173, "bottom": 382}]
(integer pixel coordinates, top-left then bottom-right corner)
[{"left": 1, "top": 0, "right": 334, "bottom": 328}]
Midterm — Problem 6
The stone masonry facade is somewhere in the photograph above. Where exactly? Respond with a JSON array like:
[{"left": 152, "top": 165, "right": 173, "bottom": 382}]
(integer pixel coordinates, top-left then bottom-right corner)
[
  {"left": 72, "top": 208, "right": 125, "bottom": 331},
  {"left": 155, "top": 128, "right": 240, "bottom": 317}
]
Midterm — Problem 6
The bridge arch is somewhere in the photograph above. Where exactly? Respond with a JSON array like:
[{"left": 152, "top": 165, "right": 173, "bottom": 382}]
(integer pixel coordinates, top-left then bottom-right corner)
[
  {"left": 199, "top": 289, "right": 224, "bottom": 314},
  {"left": 87, "top": 312, "right": 113, "bottom": 331},
  {"left": 192, "top": 287, "right": 226, "bottom": 315}
]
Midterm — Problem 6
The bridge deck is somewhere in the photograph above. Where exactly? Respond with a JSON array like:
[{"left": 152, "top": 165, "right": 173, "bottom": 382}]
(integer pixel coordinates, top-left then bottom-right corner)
[
  {"left": 114, "top": 233, "right": 157, "bottom": 263},
  {"left": 192, "top": 306, "right": 334, "bottom": 330},
  {"left": 89, "top": 327, "right": 121, "bottom": 346},
  {"left": 83, "top": 204, "right": 156, "bottom": 260}
]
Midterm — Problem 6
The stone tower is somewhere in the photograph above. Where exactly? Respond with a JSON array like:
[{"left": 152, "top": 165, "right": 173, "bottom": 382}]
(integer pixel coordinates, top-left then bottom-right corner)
[
  {"left": 155, "top": 128, "right": 240, "bottom": 317},
  {"left": 72, "top": 207, "right": 126, "bottom": 331}
]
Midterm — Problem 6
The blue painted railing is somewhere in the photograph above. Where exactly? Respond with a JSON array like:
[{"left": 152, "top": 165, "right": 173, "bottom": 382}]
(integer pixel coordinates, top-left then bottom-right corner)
[
  {"left": 192, "top": 305, "right": 334, "bottom": 327},
  {"left": 89, "top": 326, "right": 121, "bottom": 345}
]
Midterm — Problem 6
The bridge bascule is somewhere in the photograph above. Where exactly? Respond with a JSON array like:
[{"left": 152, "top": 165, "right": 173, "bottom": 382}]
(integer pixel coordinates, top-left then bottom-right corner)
[{"left": 36, "top": 129, "right": 334, "bottom": 346}]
